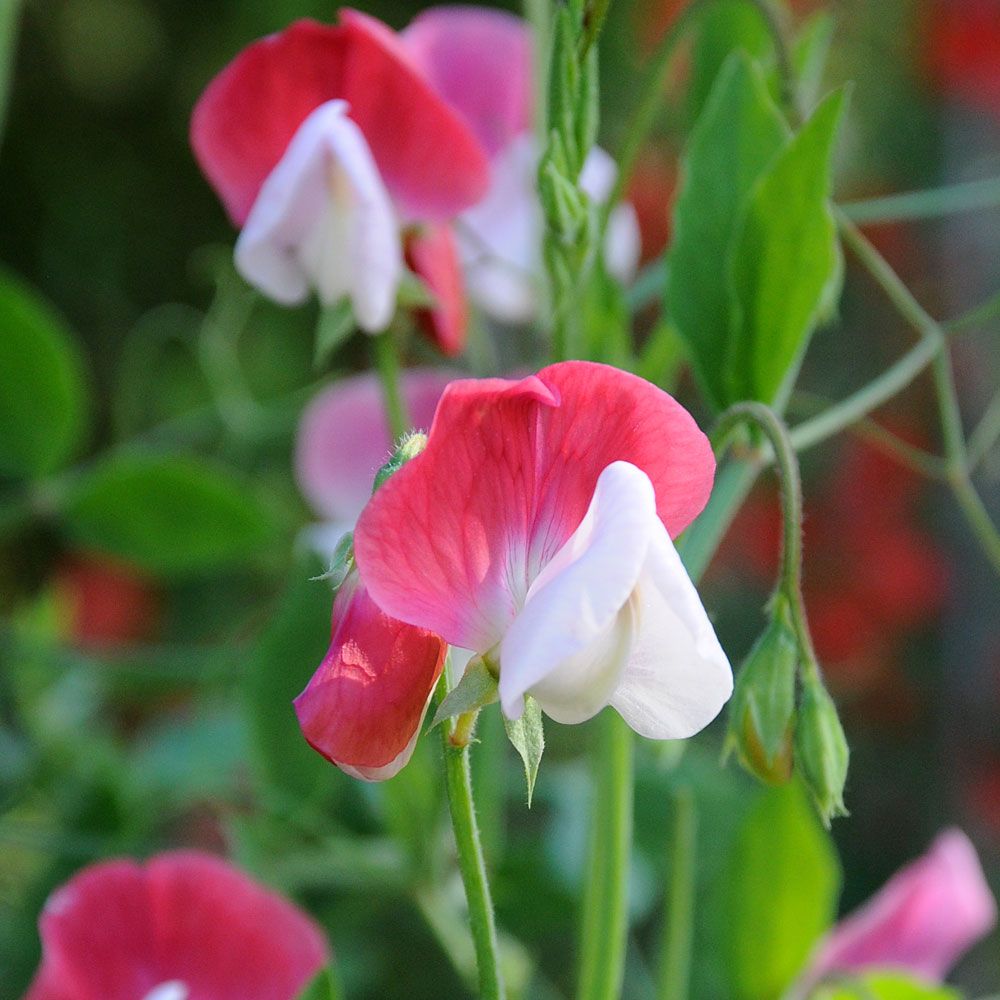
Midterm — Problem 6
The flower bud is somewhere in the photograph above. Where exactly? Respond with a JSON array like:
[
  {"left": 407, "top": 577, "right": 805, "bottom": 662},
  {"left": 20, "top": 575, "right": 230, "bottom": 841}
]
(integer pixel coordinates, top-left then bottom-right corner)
[
  {"left": 372, "top": 431, "right": 428, "bottom": 491},
  {"left": 724, "top": 605, "right": 797, "bottom": 785},
  {"left": 795, "top": 672, "right": 850, "bottom": 826}
]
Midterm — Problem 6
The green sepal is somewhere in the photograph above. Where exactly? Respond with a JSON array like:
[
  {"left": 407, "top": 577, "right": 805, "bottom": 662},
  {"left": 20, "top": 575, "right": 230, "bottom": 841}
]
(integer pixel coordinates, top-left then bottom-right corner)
[
  {"left": 504, "top": 695, "right": 544, "bottom": 807},
  {"left": 430, "top": 657, "right": 499, "bottom": 729}
]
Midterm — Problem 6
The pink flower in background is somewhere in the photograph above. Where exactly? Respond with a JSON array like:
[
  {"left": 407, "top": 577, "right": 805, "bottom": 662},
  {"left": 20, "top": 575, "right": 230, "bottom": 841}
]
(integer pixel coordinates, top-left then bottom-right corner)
[
  {"left": 354, "top": 361, "right": 731, "bottom": 735},
  {"left": 403, "top": 7, "right": 641, "bottom": 324},
  {"left": 25, "top": 852, "right": 328, "bottom": 1000},
  {"left": 294, "top": 369, "right": 452, "bottom": 554},
  {"left": 191, "top": 12, "right": 488, "bottom": 335},
  {"left": 806, "top": 829, "right": 997, "bottom": 986},
  {"left": 295, "top": 570, "right": 447, "bottom": 780},
  {"left": 924, "top": 0, "right": 1000, "bottom": 118}
]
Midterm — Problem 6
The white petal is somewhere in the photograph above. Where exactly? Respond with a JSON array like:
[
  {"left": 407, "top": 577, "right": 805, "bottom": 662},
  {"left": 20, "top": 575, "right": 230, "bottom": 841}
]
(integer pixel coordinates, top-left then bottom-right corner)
[
  {"left": 610, "top": 520, "right": 733, "bottom": 739},
  {"left": 499, "top": 461, "right": 655, "bottom": 721},
  {"left": 605, "top": 202, "right": 641, "bottom": 283},
  {"left": 579, "top": 145, "right": 618, "bottom": 203},
  {"left": 457, "top": 133, "right": 541, "bottom": 323},
  {"left": 235, "top": 100, "right": 402, "bottom": 331}
]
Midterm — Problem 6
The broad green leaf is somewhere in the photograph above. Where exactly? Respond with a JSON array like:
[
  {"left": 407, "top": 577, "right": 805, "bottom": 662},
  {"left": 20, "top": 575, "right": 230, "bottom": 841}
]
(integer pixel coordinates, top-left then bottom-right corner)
[
  {"left": 0, "top": 269, "right": 88, "bottom": 477},
  {"left": 0, "top": 0, "right": 22, "bottom": 147},
  {"left": 720, "top": 781, "right": 841, "bottom": 1000},
  {"left": 313, "top": 300, "right": 355, "bottom": 370},
  {"left": 811, "top": 974, "right": 961, "bottom": 1000},
  {"left": 725, "top": 87, "right": 847, "bottom": 408},
  {"left": 430, "top": 657, "right": 498, "bottom": 728},
  {"left": 245, "top": 557, "right": 334, "bottom": 803},
  {"left": 63, "top": 452, "right": 275, "bottom": 576},
  {"left": 688, "top": 0, "right": 775, "bottom": 125},
  {"left": 504, "top": 695, "right": 544, "bottom": 806},
  {"left": 295, "top": 968, "right": 343, "bottom": 1000},
  {"left": 666, "top": 53, "right": 787, "bottom": 410}
]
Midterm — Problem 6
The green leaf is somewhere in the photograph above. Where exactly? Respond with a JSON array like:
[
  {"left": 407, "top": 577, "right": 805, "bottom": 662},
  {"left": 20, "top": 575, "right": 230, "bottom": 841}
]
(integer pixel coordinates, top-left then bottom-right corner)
[
  {"left": 719, "top": 781, "right": 840, "bottom": 1000},
  {"left": 245, "top": 556, "right": 335, "bottom": 803},
  {"left": 0, "top": 269, "right": 88, "bottom": 477},
  {"left": 314, "top": 299, "right": 355, "bottom": 370},
  {"left": 63, "top": 452, "right": 275, "bottom": 576},
  {"left": 688, "top": 0, "right": 775, "bottom": 125},
  {"left": 295, "top": 968, "right": 343, "bottom": 1000},
  {"left": 725, "top": 87, "right": 847, "bottom": 408},
  {"left": 811, "top": 974, "right": 962, "bottom": 1000},
  {"left": 503, "top": 695, "right": 544, "bottom": 806},
  {"left": 430, "top": 657, "right": 498, "bottom": 729},
  {"left": 666, "top": 53, "right": 788, "bottom": 410}
]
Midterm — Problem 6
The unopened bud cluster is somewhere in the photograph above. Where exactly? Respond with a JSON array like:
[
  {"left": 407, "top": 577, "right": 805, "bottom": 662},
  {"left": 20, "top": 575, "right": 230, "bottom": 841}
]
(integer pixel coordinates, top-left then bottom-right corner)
[{"left": 726, "top": 594, "right": 849, "bottom": 826}]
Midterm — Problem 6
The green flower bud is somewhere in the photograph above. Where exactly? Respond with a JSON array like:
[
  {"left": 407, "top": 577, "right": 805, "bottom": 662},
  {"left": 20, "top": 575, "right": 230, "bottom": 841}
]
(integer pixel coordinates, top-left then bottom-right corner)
[
  {"left": 372, "top": 431, "right": 428, "bottom": 492},
  {"left": 724, "top": 604, "right": 798, "bottom": 785},
  {"left": 795, "top": 672, "right": 850, "bottom": 827}
]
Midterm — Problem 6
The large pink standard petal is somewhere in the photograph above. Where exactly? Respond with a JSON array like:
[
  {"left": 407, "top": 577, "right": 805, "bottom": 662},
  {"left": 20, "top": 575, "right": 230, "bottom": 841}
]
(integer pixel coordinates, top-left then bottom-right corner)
[
  {"left": 295, "top": 369, "right": 454, "bottom": 524},
  {"left": 402, "top": 6, "right": 534, "bottom": 158},
  {"left": 806, "top": 828, "right": 997, "bottom": 985},
  {"left": 294, "top": 572, "right": 447, "bottom": 780},
  {"left": 191, "top": 12, "right": 489, "bottom": 226},
  {"left": 26, "top": 852, "right": 329, "bottom": 1000},
  {"left": 354, "top": 361, "right": 715, "bottom": 653}
]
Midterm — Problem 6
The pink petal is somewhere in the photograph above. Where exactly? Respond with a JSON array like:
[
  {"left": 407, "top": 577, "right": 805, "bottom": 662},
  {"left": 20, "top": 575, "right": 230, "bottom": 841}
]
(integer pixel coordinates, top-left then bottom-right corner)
[
  {"left": 191, "top": 14, "right": 489, "bottom": 227},
  {"left": 294, "top": 571, "right": 447, "bottom": 777},
  {"left": 354, "top": 361, "right": 715, "bottom": 652},
  {"left": 27, "top": 853, "right": 328, "bottom": 1000},
  {"left": 295, "top": 369, "right": 455, "bottom": 523},
  {"left": 146, "top": 852, "right": 328, "bottom": 997},
  {"left": 406, "top": 224, "right": 469, "bottom": 356},
  {"left": 808, "top": 828, "right": 998, "bottom": 983},
  {"left": 402, "top": 6, "right": 533, "bottom": 157}
]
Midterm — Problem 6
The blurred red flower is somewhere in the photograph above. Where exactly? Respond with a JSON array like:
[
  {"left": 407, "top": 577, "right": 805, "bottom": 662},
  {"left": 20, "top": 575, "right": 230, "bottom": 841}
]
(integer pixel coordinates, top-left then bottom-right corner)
[
  {"left": 924, "top": 0, "right": 1000, "bottom": 116},
  {"left": 53, "top": 552, "right": 160, "bottom": 649}
]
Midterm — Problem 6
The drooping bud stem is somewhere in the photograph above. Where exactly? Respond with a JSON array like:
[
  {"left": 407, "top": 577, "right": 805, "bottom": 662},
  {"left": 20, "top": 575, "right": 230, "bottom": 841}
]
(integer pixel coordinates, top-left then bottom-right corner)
[{"left": 712, "top": 402, "right": 849, "bottom": 820}]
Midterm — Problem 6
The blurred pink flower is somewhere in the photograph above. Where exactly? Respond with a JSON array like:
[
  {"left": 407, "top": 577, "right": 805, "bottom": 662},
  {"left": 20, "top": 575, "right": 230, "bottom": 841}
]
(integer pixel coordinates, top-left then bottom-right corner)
[
  {"left": 924, "top": 0, "right": 1000, "bottom": 117},
  {"left": 294, "top": 370, "right": 452, "bottom": 554},
  {"left": 25, "top": 852, "right": 328, "bottom": 1000},
  {"left": 354, "top": 361, "right": 731, "bottom": 735},
  {"left": 806, "top": 829, "right": 997, "bottom": 985},
  {"left": 402, "top": 7, "right": 641, "bottom": 323},
  {"left": 191, "top": 12, "right": 488, "bottom": 333}
]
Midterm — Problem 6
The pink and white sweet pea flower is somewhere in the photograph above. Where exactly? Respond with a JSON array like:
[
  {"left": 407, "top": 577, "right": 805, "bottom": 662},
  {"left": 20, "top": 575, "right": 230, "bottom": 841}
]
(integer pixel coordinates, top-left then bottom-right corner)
[
  {"left": 403, "top": 6, "right": 642, "bottom": 324},
  {"left": 353, "top": 361, "right": 732, "bottom": 736},
  {"left": 802, "top": 828, "right": 997, "bottom": 989},
  {"left": 191, "top": 12, "right": 488, "bottom": 333},
  {"left": 25, "top": 852, "right": 328, "bottom": 1000}
]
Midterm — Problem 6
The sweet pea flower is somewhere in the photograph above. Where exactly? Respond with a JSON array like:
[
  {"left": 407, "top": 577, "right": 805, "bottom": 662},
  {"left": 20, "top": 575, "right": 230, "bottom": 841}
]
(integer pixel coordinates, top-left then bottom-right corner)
[
  {"left": 25, "top": 851, "right": 328, "bottom": 1000},
  {"left": 804, "top": 829, "right": 998, "bottom": 987},
  {"left": 294, "top": 369, "right": 453, "bottom": 556},
  {"left": 191, "top": 12, "right": 488, "bottom": 336},
  {"left": 353, "top": 361, "right": 732, "bottom": 736},
  {"left": 402, "top": 7, "right": 641, "bottom": 324}
]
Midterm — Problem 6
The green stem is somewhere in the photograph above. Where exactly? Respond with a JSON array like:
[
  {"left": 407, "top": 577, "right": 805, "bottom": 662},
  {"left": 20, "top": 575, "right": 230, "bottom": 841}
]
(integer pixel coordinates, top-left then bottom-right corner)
[
  {"left": 677, "top": 458, "right": 761, "bottom": 583},
  {"left": 656, "top": 788, "right": 697, "bottom": 1000},
  {"left": 841, "top": 176, "right": 1000, "bottom": 225},
  {"left": 968, "top": 390, "right": 1000, "bottom": 472},
  {"left": 836, "top": 208, "right": 1000, "bottom": 577},
  {"left": 944, "top": 287, "right": 1000, "bottom": 333},
  {"left": 371, "top": 331, "right": 410, "bottom": 439},
  {"left": 787, "top": 334, "right": 941, "bottom": 453},
  {"left": 711, "top": 403, "right": 816, "bottom": 664},
  {"left": 578, "top": 710, "right": 634, "bottom": 1000},
  {"left": 435, "top": 679, "right": 505, "bottom": 1000}
]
